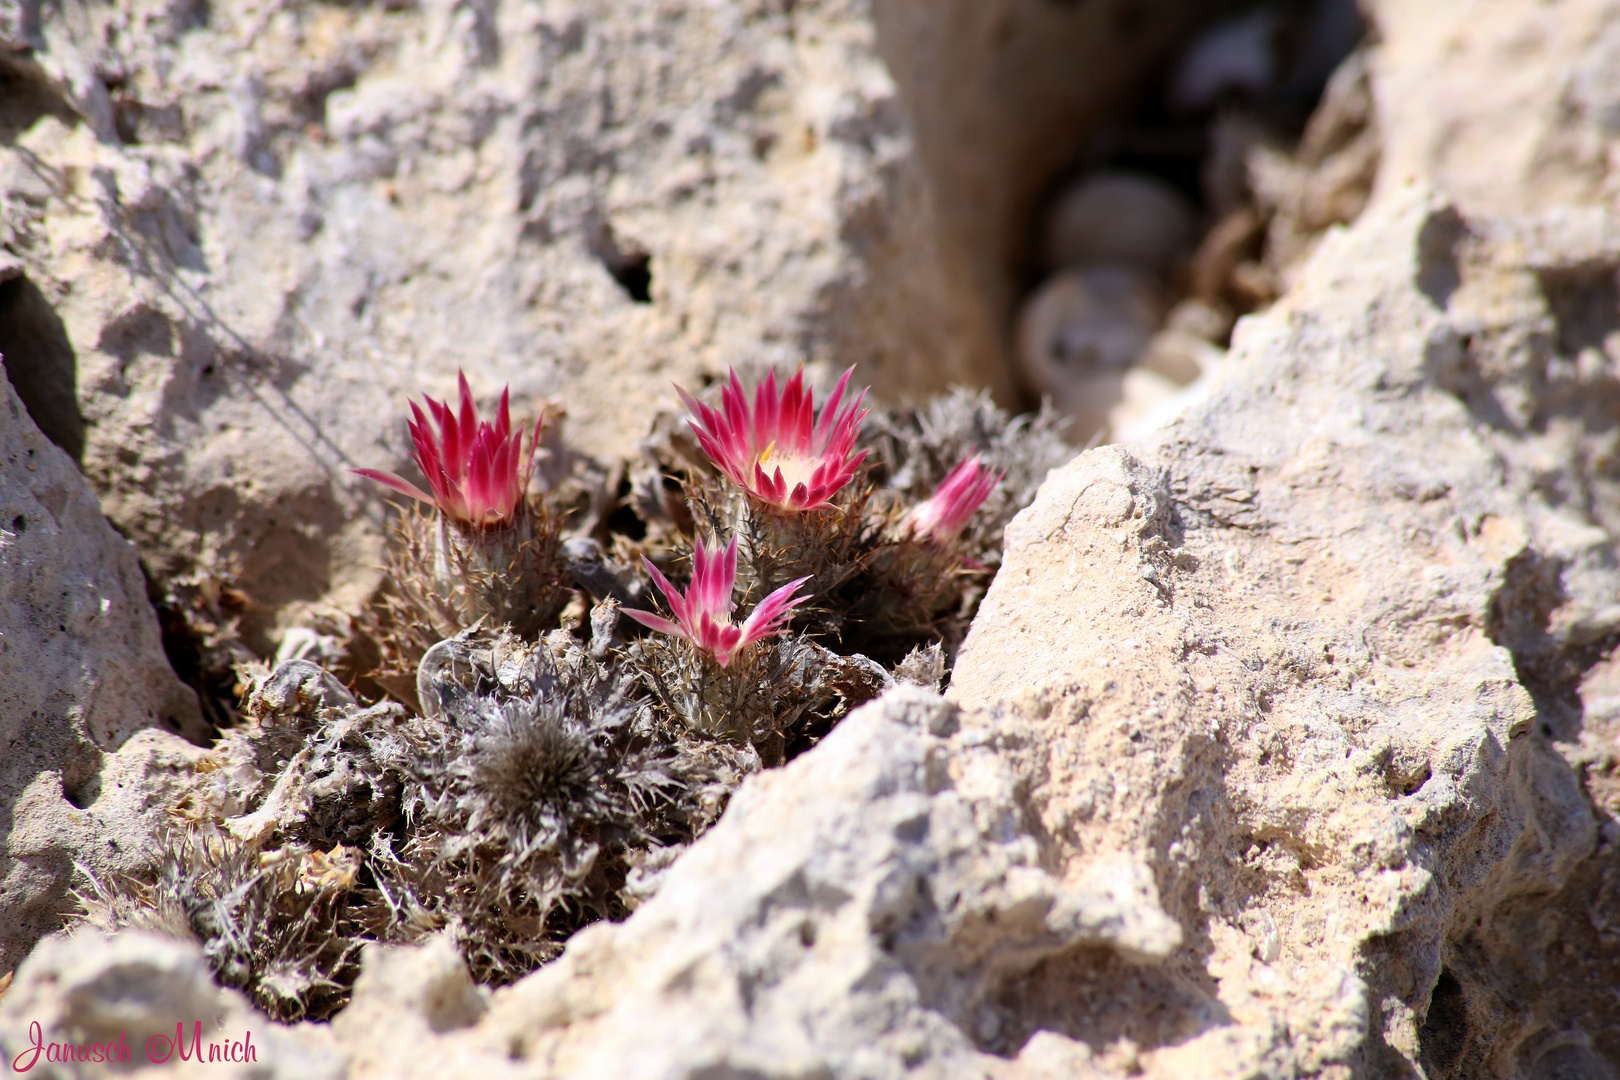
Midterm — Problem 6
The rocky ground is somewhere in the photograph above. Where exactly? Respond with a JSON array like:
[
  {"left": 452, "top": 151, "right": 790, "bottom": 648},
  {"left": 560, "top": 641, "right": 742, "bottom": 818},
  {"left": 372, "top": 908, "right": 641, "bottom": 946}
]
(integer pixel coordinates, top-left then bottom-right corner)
[{"left": 4, "top": 0, "right": 1620, "bottom": 1077}]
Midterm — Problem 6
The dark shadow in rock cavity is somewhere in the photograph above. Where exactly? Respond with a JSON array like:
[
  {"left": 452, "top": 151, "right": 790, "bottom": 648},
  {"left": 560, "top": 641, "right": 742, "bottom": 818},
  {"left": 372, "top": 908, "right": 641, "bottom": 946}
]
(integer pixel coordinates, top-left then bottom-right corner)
[
  {"left": 1529, "top": 1041, "right": 1618, "bottom": 1080},
  {"left": 1418, "top": 968, "right": 1469, "bottom": 1078},
  {"left": 1533, "top": 265, "right": 1620, "bottom": 442},
  {"left": 1416, "top": 205, "right": 1465, "bottom": 311},
  {"left": 1541, "top": 265, "right": 1620, "bottom": 359},
  {"left": 586, "top": 215, "right": 654, "bottom": 304},
  {"left": 0, "top": 54, "right": 78, "bottom": 145},
  {"left": 0, "top": 274, "right": 86, "bottom": 464},
  {"left": 981, "top": 943, "right": 1231, "bottom": 1059}
]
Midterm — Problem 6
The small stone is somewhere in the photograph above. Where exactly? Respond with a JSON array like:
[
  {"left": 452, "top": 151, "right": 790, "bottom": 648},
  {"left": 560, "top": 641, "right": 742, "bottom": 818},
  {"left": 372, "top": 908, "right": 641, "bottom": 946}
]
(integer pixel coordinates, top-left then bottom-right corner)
[
  {"left": 1043, "top": 171, "right": 1197, "bottom": 278},
  {"left": 3, "top": 931, "right": 225, "bottom": 1045},
  {"left": 1528, "top": 1041, "right": 1616, "bottom": 1080},
  {"left": 1016, "top": 1031, "right": 1092, "bottom": 1078},
  {"left": 1166, "top": 7, "right": 1283, "bottom": 112},
  {"left": 1107, "top": 327, "right": 1225, "bottom": 440},
  {"left": 1016, "top": 265, "right": 1164, "bottom": 442},
  {"left": 1250, "top": 911, "right": 1282, "bottom": 963},
  {"left": 1164, "top": 296, "right": 1235, "bottom": 343}
]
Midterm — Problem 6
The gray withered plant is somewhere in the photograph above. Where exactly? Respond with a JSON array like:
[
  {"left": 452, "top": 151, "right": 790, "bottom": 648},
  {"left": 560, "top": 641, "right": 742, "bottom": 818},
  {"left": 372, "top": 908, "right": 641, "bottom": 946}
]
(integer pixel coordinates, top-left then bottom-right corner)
[
  {"left": 75, "top": 827, "right": 372, "bottom": 1023},
  {"left": 81, "top": 661, "right": 448, "bottom": 1022},
  {"left": 370, "top": 625, "right": 725, "bottom": 986}
]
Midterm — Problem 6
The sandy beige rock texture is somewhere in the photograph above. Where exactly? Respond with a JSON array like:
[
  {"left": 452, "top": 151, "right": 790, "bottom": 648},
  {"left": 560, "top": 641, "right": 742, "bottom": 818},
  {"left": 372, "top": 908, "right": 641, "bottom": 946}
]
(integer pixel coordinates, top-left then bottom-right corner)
[
  {"left": 956, "top": 187, "right": 1619, "bottom": 1078},
  {"left": 246, "top": 189, "right": 1607, "bottom": 1080},
  {"left": 0, "top": 374, "right": 202, "bottom": 976},
  {"left": 5, "top": 0, "right": 1620, "bottom": 1078}
]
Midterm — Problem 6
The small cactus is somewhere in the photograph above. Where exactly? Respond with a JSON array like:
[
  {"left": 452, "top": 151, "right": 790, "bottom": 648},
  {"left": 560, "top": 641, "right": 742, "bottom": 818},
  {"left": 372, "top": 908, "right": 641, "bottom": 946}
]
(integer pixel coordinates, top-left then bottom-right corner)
[{"left": 86, "top": 365, "right": 1075, "bottom": 1020}]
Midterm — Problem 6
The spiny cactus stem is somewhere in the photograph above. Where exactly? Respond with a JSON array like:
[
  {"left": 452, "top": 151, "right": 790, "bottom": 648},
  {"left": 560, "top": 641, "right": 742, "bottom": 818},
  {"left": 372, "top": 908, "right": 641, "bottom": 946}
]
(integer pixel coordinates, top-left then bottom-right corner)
[{"left": 434, "top": 504, "right": 529, "bottom": 592}]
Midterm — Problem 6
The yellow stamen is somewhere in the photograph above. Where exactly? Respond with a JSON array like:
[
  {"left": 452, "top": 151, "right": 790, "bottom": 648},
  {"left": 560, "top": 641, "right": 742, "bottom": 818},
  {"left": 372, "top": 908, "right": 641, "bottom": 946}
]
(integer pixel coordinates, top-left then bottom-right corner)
[{"left": 758, "top": 441, "right": 776, "bottom": 465}]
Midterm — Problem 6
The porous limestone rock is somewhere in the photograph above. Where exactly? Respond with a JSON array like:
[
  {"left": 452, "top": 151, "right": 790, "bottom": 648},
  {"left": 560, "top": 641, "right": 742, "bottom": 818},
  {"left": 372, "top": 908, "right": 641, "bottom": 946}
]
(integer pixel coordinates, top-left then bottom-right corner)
[
  {"left": 0, "top": 687, "right": 1192, "bottom": 1079},
  {"left": 0, "top": 375, "right": 202, "bottom": 976},
  {"left": 103, "top": 155, "right": 1620, "bottom": 1080},
  {"left": 236, "top": 12, "right": 1620, "bottom": 1063},
  {"left": 1373, "top": 0, "right": 1620, "bottom": 218},
  {"left": 955, "top": 180, "right": 1620, "bottom": 1077},
  {"left": 8, "top": 0, "right": 1620, "bottom": 1077},
  {"left": 1, "top": 0, "right": 943, "bottom": 646},
  {"left": 7, "top": 0, "right": 967, "bottom": 646}
]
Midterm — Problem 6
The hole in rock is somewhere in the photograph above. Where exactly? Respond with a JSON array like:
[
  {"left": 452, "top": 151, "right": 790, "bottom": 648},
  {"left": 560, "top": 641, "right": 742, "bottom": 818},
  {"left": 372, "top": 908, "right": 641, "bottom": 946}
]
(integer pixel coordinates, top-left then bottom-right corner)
[
  {"left": 609, "top": 253, "right": 653, "bottom": 304},
  {"left": 606, "top": 476, "right": 649, "bottom": 540},
  {"left": 0, "top": 55, "right": 78, "bottom": 145},
  {"left": 1525, "top": 265, "right": 1620, "bottom": 445},
  {"left": 587, "top": 217, "right": 654, "bottom": 304},
  {"left": 0, "top": 274, "right": 86, "bottom": 463},
  {"left": 1529, "top": 1042, "right": 1618, "bottom": 1080},
  {"left": 1419, "top": 818, "right": 1620, "bottom": 1080},
  {"left": 170, "top": 0, "right": 210, "bottom": 33},
  {"left": 1391, "top": 762, "right": 1430, "bottom": 798},
  {"left": 140, "top": 559, "right": 235, "bottom": 737},
  {"left": 1483, "top": 546, "right": 1620, "bottom": 741},
  {"left": 1002, "top": 0, "right": 1370, "bottom": 444},
  {"left": 60, "top": 745, "right": 103, "bottom": 810},
  {"left": 1418, "top": 969, "right": 1469, "bottom": 1077},
  {"left": 965, "top": 943, "right": 1229, "bottom": 1059},
  {"left": 1542, "top": 265, "right": 1620, "bottom": 359},
  {"left": 1416, "top": 205, "right": 1465, "bottom": 310}
]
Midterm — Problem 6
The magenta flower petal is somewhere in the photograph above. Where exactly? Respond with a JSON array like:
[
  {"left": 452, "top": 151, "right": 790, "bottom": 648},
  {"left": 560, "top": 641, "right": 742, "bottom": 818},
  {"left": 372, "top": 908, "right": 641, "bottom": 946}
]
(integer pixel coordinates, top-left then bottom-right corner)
[
  {"left": 641, "top": 558, "right": 691, "bottom": 628},
  {"left": 905, "top": 454, "right": 1002, "bottom": 545},
  {"left": 678, "top": 366, "right": 870, "bottom": 512},
  {"left": 737, "top": 574, "right": 812, "bottom": 644},
  {"left": 351, "top": 468, "right": 438, "bottom": 506},
  {"left": 620, "top": 607, "right": 682, "bottom": 637},
  {"left": 354, "top": 371, "right": 538, "bottom": 527},
  {"left": 626, "top": 537, "right": 811, "bottom": 666}
]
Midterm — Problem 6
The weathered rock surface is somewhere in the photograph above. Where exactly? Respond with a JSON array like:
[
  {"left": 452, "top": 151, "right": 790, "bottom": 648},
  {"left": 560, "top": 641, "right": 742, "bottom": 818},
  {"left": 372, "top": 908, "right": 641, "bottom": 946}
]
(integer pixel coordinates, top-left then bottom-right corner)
[
  {"left": 230, "top": 187, "right": 1607, "bottom": 1080},
  {"left": 955, "top": 182, "right": 1619, "bottom": 1074},
  {"left": 1374, "top": 0, "right": 1620, "bottom": 219},
  {"left": 2, "top": 0, "right": 934, "bottom": 644},
  {"left": 6, "top": 0, "right": 1620, "bottom": 1078},
  {"left": 0, "top": 375, "right": 202, "bottom": 975},
  {"left": 0, "top": 0, "right": 1218, "bottom": 650}
]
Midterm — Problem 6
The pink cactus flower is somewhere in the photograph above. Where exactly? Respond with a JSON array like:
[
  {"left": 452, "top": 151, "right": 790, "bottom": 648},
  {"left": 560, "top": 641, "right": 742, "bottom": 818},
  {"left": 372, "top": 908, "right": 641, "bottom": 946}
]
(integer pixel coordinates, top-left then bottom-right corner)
[
  {"left": 354, "top": 372, "right": 538, "bottom": 528},
  {"left": 678, "top": 367, "right": 870, "bottom": 512},
  {"left": 904, "top": 454, "right": 1002, "bottom": 544},
  {"left": 624, "top": 535, "right": 811, "bottom": 667}
]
